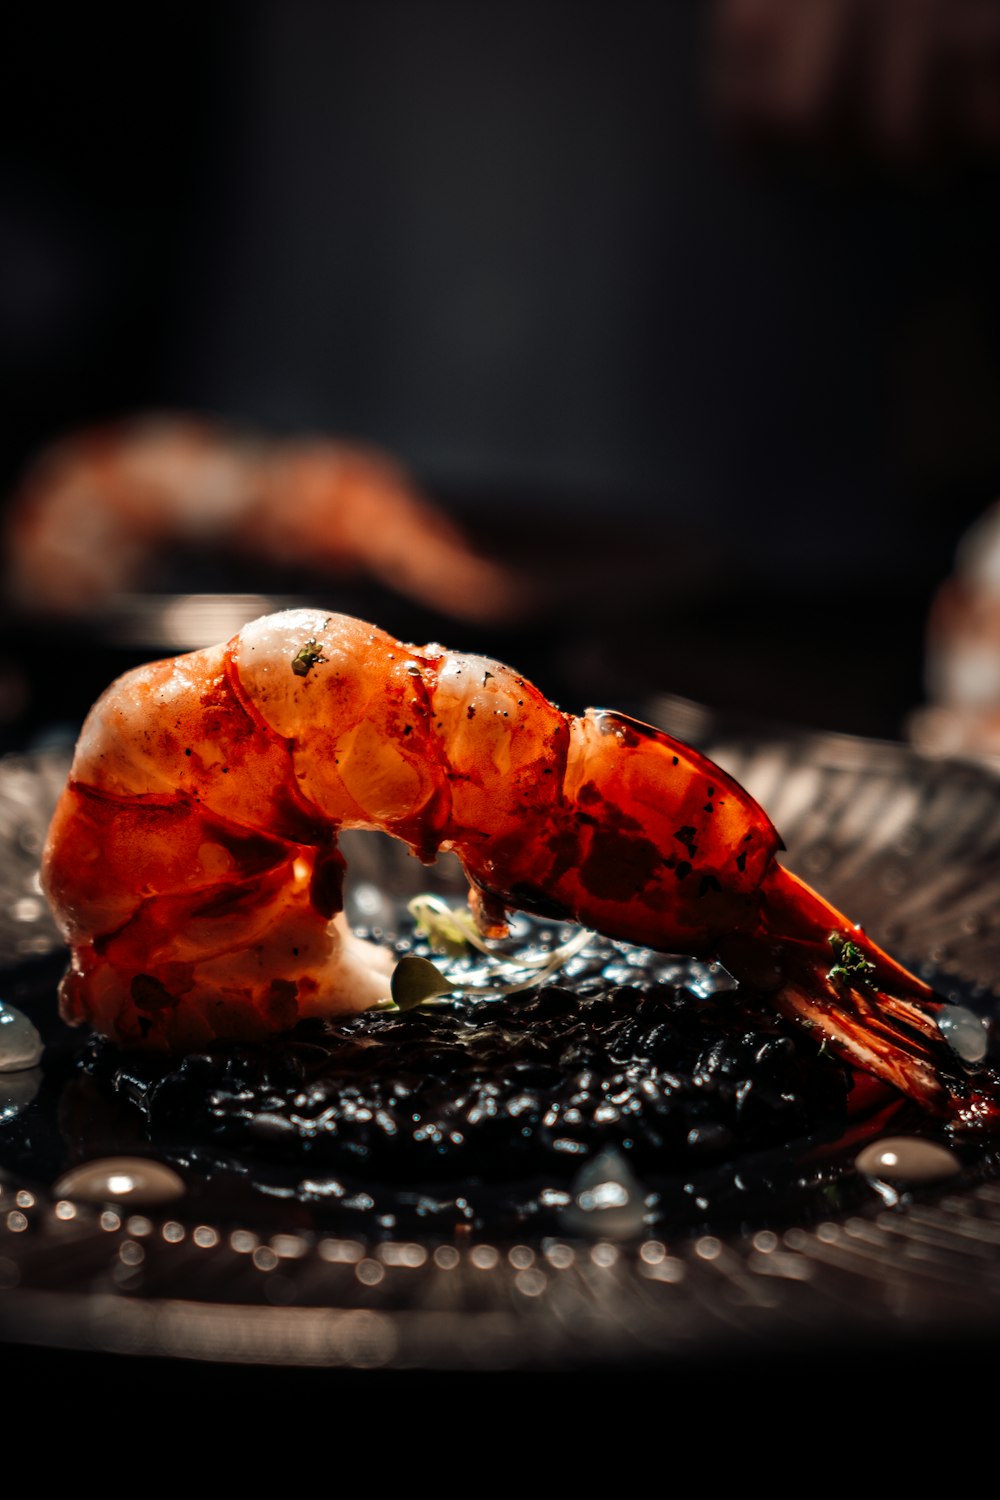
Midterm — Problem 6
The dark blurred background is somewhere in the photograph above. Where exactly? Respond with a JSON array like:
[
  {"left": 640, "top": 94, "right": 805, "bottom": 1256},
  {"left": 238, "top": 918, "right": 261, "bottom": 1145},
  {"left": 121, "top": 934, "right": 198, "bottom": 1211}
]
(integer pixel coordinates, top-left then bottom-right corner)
[{"left": 3, "top": 0, "right": 1000, "bottom": 741}]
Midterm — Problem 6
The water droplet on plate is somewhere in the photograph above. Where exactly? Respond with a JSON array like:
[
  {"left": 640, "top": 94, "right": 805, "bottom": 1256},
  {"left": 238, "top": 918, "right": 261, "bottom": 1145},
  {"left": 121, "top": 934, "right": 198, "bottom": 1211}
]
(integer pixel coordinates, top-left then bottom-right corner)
[
  {"left": 54, "top": 1156, "right": 186, "bottom": 1206},
  {"left": 560, "top": 1147, "right": 647, "bottom": 1239},
  {"left": 0, "top": 1003, "right": 43, "bottom": 1072},
  {"left": 937, "top": 1005, "right": 988, "bottom": 1064},
  {"left": 0, "top": 1068, "right": 42, "bottom": 1122},
  {"left": 855, "top": 1135, "right": 961, "bottom": 1185}
]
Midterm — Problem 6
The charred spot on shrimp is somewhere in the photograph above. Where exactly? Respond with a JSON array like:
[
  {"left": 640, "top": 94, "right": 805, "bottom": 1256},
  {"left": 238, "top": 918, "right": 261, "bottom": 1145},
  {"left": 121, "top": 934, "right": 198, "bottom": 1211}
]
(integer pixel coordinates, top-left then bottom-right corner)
[
  {"left": 265, "top": 978, "right": 299, "bottom": 1029},
  {"left": 130, "top": 974, "right": 179, "bottom": 1013},
  {"left": 579, "top": 826, "right": 662, "bottom": 902}
]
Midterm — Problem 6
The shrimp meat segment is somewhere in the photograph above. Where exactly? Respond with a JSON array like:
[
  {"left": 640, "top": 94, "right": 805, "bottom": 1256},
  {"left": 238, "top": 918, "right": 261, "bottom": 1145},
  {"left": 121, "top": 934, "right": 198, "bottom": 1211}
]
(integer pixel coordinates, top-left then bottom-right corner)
[{"left": 42, "top": 609, "right": 1000, "bottom": 1132}]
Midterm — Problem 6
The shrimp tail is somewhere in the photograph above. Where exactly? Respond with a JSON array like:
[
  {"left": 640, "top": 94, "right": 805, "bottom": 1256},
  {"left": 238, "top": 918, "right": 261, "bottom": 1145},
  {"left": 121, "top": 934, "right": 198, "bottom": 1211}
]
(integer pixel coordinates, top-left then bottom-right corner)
[
  {"left": 720, "top": 865, "right": 1000, "bottom": 1134},
  {"left": 515, "top": 708, "right": 1000, "bottom": 1133}
]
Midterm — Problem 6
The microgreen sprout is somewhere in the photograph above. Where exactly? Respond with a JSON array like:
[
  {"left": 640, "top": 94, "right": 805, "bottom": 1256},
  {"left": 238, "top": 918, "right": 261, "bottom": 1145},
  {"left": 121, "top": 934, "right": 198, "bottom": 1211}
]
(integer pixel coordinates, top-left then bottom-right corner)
[
  {"left": 407, "top": 894, "right": 493, "bottom": 958},
  {"left": 385, "top": 894, "right": 596, "bottom": 1013}
]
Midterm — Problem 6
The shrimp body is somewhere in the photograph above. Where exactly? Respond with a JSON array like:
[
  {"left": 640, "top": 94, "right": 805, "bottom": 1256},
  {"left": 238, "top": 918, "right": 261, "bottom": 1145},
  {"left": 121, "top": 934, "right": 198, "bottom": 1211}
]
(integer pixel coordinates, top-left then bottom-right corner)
[{"left": 43, "top": 610, "right": 1000, "bottom": 1129}]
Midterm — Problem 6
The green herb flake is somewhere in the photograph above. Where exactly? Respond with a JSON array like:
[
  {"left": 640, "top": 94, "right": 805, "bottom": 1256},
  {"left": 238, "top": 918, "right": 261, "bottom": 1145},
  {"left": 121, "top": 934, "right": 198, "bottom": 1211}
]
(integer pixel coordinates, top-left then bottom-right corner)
[
  {"left": 291, "top": 639, "right": 326, "bottom": 678},
  {"left": 826, "top": 933, "right": 876, "bottom": 988}
]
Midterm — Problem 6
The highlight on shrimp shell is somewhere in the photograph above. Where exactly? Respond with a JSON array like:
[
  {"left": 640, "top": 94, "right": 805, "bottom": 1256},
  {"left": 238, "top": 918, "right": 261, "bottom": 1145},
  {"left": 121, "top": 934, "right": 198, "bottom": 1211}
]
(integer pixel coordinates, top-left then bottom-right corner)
[{"left": 41, "top": 607, "right": 1000, "bottom": 1133}]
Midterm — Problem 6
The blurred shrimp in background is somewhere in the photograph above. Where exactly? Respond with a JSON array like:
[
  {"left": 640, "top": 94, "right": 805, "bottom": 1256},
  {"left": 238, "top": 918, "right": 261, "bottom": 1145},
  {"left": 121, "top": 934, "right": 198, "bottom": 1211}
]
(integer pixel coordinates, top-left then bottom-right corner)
[
  {"left": 1, "top": 1, "right": 1000, "bottom": 747},
  {"left": 4, "top": 414, "right": 529, "bottom": 623}
]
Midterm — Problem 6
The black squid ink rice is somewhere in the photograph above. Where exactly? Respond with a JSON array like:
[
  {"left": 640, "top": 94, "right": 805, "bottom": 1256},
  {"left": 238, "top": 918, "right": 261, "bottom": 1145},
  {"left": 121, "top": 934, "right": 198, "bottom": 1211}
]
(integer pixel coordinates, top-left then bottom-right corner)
[{"left": 80, "top": 924, "right": 869, "bottom": 1239}]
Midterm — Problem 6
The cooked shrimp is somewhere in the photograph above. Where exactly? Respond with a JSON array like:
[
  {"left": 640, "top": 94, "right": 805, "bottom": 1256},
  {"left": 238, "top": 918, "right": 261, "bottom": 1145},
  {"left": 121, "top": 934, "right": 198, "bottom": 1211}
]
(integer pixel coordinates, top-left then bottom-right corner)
[
  {"left": 43, "top": 609, "right": 1000, "bottom": 1130},
  {"left": 6, "top": 415, "right": 525, "bottom": 624}
]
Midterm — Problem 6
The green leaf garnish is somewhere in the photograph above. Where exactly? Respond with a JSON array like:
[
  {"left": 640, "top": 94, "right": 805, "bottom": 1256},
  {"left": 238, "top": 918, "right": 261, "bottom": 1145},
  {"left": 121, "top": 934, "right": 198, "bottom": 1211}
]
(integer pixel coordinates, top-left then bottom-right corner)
[
  {"left": 390, "top": 955, "right": 457, "bottom": 1010},
  {"left": 826, "top": 933, "right": 876, "bottom": 988}
]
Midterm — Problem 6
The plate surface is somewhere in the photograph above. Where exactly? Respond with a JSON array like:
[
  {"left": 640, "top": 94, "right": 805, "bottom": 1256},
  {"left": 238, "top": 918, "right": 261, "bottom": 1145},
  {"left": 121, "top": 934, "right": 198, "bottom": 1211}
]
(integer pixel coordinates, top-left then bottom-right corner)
[{"left": 2, "top": 719, "right": 1000, "bottom": 1370}]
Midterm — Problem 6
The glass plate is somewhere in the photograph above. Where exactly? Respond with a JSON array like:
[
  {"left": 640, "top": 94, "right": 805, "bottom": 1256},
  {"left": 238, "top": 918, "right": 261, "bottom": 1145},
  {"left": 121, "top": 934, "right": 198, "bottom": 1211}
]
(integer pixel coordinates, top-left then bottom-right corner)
[{"left": 1, "top": 714, "right": 1000, "bottom": 1371}]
